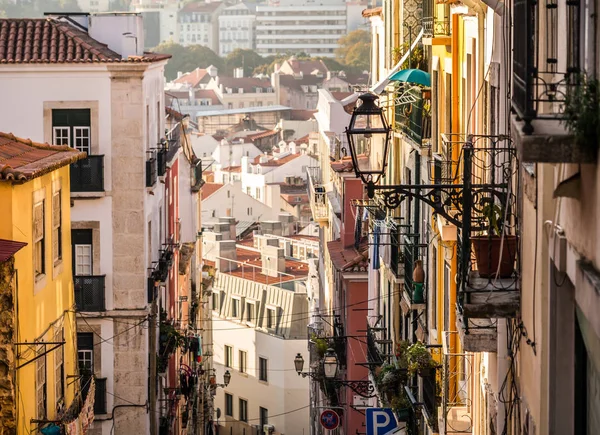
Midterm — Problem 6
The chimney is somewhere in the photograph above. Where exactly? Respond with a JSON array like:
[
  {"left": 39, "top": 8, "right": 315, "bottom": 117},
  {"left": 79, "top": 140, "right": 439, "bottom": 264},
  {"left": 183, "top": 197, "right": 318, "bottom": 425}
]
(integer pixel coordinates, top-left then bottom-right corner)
[
  {"left": 261, "top": 221, "right": 283, "bottom": 236},
  {"left": 177, "top": 71, "right": 184, "bottom": 79},
  {"left": 189, "top": 87, "right": 195, "bottom": 105},
  {"left": 213, "top": 222, "right": 231, "bottom": 240},
  {"left": 88, "top": 14, "right": 144, "bottom": 58},
  {"left": 219, "top": 217, "right": 236, "bottom": 240},
  {"left": 234, "top": 67, "right": 244, "bottom": 78},
  {"left": 278, "top": 213, "right": 294, "bottom": 236},
  {"left": 217, "top": 240, "right": 238, "bottom": 272},
  {"left": 261, "top": 245, "right": 286, "bottom": 277},
  {"left": 207, "top": 65, "right": 218, "bottom": 77},
  {"left": 201, "top": 231, "right": 223, "bottom": 262},
  {"left": 326, "top": 71, "right": 332, "bottom": 80},
  {"left": 254, "top": 235, "right": 279, "bottom": 250},
  {"left": 289, "top": 141, "right": 297, "bottom": 154}
]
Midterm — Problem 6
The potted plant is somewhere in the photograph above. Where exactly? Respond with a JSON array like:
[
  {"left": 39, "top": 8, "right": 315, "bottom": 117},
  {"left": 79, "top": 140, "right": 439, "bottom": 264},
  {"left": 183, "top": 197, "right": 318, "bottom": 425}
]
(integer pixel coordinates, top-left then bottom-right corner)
[
  {"left": 406, "top": 342, "right": 436, "bottom": 376},
  {"left": 391, "top": 391, "right": 412, "bottom": 422},
  {"left": 562, "top": 73, "right": 599, "bottom": 153},
  {"left": 471, "top": 201, "right": 518, "bottom": 278}
]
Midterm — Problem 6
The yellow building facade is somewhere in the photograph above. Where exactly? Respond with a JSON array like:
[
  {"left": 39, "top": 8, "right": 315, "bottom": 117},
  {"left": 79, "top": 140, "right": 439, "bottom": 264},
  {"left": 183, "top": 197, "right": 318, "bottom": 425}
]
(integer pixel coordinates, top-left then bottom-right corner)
[{"left": 0, "top": 132, "right": 86, "bottom": 434}]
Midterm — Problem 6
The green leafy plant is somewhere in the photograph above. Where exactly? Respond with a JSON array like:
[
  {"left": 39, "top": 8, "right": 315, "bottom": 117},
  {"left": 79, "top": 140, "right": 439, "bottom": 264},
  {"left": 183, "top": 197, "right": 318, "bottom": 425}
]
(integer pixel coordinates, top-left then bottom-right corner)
[
  {"left": 310, "top": 334, "right": 330, "bottom": 358},
  {"left": 392, "top": 44, "right": 428, "bottom": 71},
  {"left": 481, "top": 202, "right": 503, "bottom": 236},
  {"left": 406, "top": 342, "right": 436, "bottom": 376},
  {"left": 562, "top": 73, "right": 600, "bottom": 149}
]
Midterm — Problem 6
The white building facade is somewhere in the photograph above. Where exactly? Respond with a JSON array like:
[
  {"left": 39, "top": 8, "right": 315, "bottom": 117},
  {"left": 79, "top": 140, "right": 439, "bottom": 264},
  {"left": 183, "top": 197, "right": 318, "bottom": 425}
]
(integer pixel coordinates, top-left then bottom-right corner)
[
  {"left": 255, "top": 0, "right": 347, "bottom": 58},
  {"left": 218, "top": 3, "right": 256, "bottom": 56},
  {"left": 178, "top": 1, "right": 223, "bottom": 52}
]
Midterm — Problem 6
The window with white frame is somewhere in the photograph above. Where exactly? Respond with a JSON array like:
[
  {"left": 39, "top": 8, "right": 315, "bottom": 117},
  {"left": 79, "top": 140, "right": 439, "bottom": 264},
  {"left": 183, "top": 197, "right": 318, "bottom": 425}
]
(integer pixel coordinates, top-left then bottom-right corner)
[
  {"left": 52, "top": 191, "right": 62, "bottom": 265},
  {"left": 33, "top": 200, "right": 45, "bottom": 277},
  {"left": 231, "top": 297, "right": 240, "bottom": 318},
  {"left": 259, "top": 357, "right": 268, "bottom": 382},
  {"left": 72, "top": 229, "right": 92, "bottom": 276},
  {"left": 36, "top": 348, "right": 46, "bottom": 419},
  {"left": 239, "top": 350, "right": 247, "bottom": 373},
  {"left": 245, "top": 301, "right": 256, "bottom": 323},
  {"left": 54, "top": 328, "right": 64, "bottom": 406},
  {"left": 212, "top": 291, "right": 221, "bottom": 311},
  {"left": 52, "top": 109, "right": 91, "bottom": 153},
  {"left": 225, "top": 345, "right": 233, "bottom": 368}
]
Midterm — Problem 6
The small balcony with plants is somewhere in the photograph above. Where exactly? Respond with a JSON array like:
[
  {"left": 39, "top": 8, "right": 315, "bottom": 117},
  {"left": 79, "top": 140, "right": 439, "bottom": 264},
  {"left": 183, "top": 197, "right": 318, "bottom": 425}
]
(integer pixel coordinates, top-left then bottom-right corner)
[
  {"left": 394, "top": 86, "right": 432, "bottom": 149},
  {"left": 402, "top": 234, "right": 428, "bottom": 311},
  {"left": 511, "top": 0, "right": 598, "bottom": 162},
  {"left": 70, "top": 155, "right": 104, "bottom": 194},
  {"left": 74, "top": 275, "right": 106, "bottom": 311},
  {"left": 158, "top": 310, "right": 188, "bottom": 375}
]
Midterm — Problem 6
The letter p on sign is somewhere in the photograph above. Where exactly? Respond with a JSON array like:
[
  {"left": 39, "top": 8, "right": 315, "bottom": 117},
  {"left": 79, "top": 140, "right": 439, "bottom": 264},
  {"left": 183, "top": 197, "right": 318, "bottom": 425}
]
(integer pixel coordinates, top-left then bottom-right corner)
[{"left": 366, "top": 408, "right": 397, "bottom": 435}]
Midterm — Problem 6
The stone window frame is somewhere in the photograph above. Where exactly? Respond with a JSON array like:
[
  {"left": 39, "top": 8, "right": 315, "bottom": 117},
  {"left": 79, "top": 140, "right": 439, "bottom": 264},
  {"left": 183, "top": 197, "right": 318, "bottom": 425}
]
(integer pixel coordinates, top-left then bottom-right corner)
[
  {"left": 70, "top": 222, "right": 102, "bottom": 276},
  {"left": 224, "top": 392, "right": 234, "bottom": 416},
  {"left": 54, "top": 327, "right": 64, "bottom": 408},
  {"left": 258, "top": 356, "right": 268, "bottom": 383},
  {"left": 52, "top": 178, "right": 64, "bottom": 279},
  {"left": 224, "top": 344, "right": 233, "bottom": 368},
  {"left": 43, "top": 101, "right": 100, "bottom": 156}
]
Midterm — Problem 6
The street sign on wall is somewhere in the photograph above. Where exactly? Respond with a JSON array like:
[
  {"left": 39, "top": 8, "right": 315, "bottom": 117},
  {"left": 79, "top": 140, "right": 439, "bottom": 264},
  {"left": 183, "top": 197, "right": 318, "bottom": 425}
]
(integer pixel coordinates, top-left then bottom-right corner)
[
  {"left": 366, "top": 408, "right": 398, "bottom": 435},
  {"left": 320, "top": 409, "right": 340, "bottom": 430}
]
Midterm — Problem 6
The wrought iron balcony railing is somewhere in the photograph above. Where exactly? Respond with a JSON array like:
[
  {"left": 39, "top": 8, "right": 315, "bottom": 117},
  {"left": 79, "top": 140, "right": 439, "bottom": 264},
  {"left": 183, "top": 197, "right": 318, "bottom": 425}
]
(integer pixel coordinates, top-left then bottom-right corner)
[
  {"left": 307, "top": 166, "right": 329, "bottom": 222},
  {"left": 74, "top": 275, "right": 106, "bottom": 311},
  {"left": 146, "top": 152, "right": 157, "bottom": 187},
  {"left": 394, "top": 87, "right": 432, "bottom": 146},
  {"left": 422, "top": 1, "right": 450, "bottom": 37},
  {"left": 402, "top": 234, "right": 428, "bottom": 308},
  {"left": 512, "top": 0, "right": 580, "bottom": 134},
  {"left": 70, "top": 155, "right": 104, "bottom": 192}
]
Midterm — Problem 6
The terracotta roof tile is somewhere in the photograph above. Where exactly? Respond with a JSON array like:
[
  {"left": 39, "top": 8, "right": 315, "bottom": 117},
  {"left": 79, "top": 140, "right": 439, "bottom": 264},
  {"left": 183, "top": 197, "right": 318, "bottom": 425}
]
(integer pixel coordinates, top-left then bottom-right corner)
[
  {"left": 216, "top": 76, "right": 272, "bottom": 93},
  {"left": 0, "top": 132, "right": 86, "bottom": 182},
  {"left": 283, "top": 59, "right": 329, "bottom": 76},
  {"left": 0, "top": 239, "right": 27, "bottom": 262},
  {"left": 201, "top": 182, "right": 224, "bottom": 199},
  {"left": 0, "top": 18, "right": 171, "bottom": 64},
  {"left": 247, "top": 129, "right": 278, "bottom": 141},
  {"left": 222, "top": 247, "right": 309, "bottom": 284},
  {"left": 173, "top": 68, "right": 209, "bottom": 87},
  {"left": 252, "top": 153, "right": 300, "bottom": 167},
  {"left": 327, "top": 238, "right": 369, "bottom": 272}
]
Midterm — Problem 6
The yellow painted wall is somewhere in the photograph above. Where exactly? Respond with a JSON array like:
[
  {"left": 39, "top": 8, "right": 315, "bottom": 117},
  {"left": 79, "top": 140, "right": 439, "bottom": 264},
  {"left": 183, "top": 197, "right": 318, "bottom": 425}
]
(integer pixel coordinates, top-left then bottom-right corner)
[{"left": 0, "top": 165, "right": 78, "bottom": 434}]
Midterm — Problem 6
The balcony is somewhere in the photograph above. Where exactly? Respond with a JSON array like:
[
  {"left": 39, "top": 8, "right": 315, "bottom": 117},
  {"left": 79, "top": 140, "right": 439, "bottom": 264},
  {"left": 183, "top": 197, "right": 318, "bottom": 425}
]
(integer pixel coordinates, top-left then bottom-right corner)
[
  {"left": 157, "top": 147, "right": 168, "bottom": 177},
  {"left": 401, "top": 234, "right": 428, "bottom": 310},
  {"left": 511, "top": 0, "right": 595, "bottom": 163},
  {"left": 422, "top": 1, "right": 451, "bottom": 44},
  {"left": 307, "top": 166, "right": 329, "bottom": 224},
  {"left": 439, "top": 332, "right": 473, "bottom": 435},
  {"left": 146, "top": 152, "right": 157, "bottom": 187},
  {"left": 394, "top": 87, "right": 432, "bottom": 148},
  {"left": 70, "top": 155, "right": 104, "bottom": 193},
  {"left": 74, "top": 275, "right": 106, "bottom": 311}
]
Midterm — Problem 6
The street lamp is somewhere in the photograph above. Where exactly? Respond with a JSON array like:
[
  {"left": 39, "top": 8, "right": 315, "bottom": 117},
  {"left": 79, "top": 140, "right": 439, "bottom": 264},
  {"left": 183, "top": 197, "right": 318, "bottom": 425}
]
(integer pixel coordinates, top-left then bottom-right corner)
[
  {"left": 345, "top": 93, "right": 391, "bottom": 186},
  {"left": 322, "top": 348, "right": 338, "bottom": 379},
  {"left": 223, "top": 370, "right": 231, "bottom": 387},
  {"left": 294, "top": 353, "right": 305, "bottom": 374}
]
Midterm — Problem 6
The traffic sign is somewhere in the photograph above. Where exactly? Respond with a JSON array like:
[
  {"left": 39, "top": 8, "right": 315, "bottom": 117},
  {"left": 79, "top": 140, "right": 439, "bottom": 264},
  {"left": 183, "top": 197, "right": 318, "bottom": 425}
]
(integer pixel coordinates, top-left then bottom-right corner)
[
  {"left": 320, "top": 409, "right": 340, "bottom": 430},
  {"left": 366, "top": 408, "right": 398, "bottom": 435}
]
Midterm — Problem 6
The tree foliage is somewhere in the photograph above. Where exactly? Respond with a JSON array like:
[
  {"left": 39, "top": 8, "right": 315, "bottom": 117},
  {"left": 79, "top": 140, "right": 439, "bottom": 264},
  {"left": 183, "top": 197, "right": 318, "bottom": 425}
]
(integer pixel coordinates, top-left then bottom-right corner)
[
  {"left": 151, "top": 42, "right": 225, "bottom": 81},
  {"left": 335, "top": 29, "right": 371, "bottom": 71},
  {"left": 224, "top": 49, "right": 269, "bottom": 77}
]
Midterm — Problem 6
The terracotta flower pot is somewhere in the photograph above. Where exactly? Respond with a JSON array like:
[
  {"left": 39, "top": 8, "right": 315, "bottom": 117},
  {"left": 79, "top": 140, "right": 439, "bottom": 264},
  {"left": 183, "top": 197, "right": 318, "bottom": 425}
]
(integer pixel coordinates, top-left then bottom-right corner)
[{"left": 472, "top": 235, "right": 518, "bottom": 278}]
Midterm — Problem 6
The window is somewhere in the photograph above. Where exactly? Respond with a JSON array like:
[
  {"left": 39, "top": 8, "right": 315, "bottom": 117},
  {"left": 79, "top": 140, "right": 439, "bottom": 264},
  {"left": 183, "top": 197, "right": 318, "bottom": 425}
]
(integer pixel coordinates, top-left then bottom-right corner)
[
  {"left": 52, "top": 109, "right": 91, "bottom": 153},
  {"left": 260, "top": 407, "right": 268, "bottom": 427},
  {"left": 33, "top": 201, "right": 45, "bottom": 277},
  {"left": 52, "top": 191, "right": 62, "bottom": 264},
  {"left": 227, "top": 190, "right": 230, "bottom": 198},
  {"left": 225, "top": 393, "right": 233, "bottom": 416},
  {"left": 259, "top": 357, "right": 268, "bottom": 382},
  {"left": 245, "top": 302, "right": 255, "bottom": 323},
  {"left": 36, "top": 348, "right": 46, "bottom": 418},
  {"left": 239, "top": 398, "right": 248, "bottom": 422},
  {"left": 247, "top": 207, "right": 252, "bottom": 216},
  {"left": 77, "top": 333, "right": 94, "bottom": 376},
  {"left": 212, "top": 291, "right": 220, "bottom": 311},
  {"left": 266, "top": 308, "right": 276, "bottom": 330},
  {"left": 72, "top": 230, "right": 92, "bottom": 276},
  {"left": 239, "top": 350, "right": 247, "bottom": 373},
  {"left": 231, "top": 298, "right": 240, "bottom": 318},
  {"left": 54, "top": 328, "right": 64, "bottom": 406},
  {"left": 255, "top": 188, "right": 261, "bottom": 200},
  {"left": 225, "top": 345, "right": 233, "bottom": 368},
  {"left": 246, "top": 187, "right": 251, "bottom": 195},
  {"left": 228, "top": 103, "right": 233, "bottom": 109},
  {"left": 431, "top": 246, "right": 437, "bottom": 330}
]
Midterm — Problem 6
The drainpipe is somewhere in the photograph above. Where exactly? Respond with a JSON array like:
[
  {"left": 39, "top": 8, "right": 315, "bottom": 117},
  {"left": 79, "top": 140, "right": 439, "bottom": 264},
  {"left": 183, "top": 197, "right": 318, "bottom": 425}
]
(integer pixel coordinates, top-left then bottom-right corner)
[{"left": 461, "top": 0, "right": 486, "bottom": 136}]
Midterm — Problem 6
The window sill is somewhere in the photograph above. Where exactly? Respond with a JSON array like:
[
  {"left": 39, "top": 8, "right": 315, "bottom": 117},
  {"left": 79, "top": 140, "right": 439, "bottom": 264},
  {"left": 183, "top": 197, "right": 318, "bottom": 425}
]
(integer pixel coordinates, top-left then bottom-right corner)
[
  {"left": 258, "top": 380, "right": 269, "bottom": 385},
  {"left": 53, "top": 259, "right": 64, "bottom": 280},
  {"left": 71, "top": 191, "right": 106, "bottom": 199},
  {"left": 34, "top": 273, "right": 47, "bottom": 294}
]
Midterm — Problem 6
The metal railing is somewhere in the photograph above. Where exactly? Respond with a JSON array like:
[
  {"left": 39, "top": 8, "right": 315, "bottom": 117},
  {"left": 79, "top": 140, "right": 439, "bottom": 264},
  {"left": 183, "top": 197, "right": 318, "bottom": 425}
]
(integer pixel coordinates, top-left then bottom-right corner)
[
  {"left": 422, "top": 1, "right": 451, "bottom": 38},
  {"left": 74, "top": 275, "right": 106, "bottom": 311},
  {"left": 70, "top": 155, "right": 104, "bottom": 192},
  {"left": 512, "top": 0, "right": 580, "bottom": 133},
  {"left": 307, "top": 166, "right": 329, "bottom": 221},
  {"left": 402, "top": 234, "right": 428, "bottom": 305},
  {"left": 146, "top": 152, "right": 157, "bottom": 187},
  {"left": 394, "top": 87, "right": 432, "bottom": 146}
]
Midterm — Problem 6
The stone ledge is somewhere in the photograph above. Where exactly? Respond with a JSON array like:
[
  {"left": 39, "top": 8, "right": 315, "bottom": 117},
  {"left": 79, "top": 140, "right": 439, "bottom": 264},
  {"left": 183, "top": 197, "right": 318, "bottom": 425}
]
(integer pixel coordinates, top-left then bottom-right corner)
[{"left": 511, "top": 116, "right": 597, "bottom": 163}]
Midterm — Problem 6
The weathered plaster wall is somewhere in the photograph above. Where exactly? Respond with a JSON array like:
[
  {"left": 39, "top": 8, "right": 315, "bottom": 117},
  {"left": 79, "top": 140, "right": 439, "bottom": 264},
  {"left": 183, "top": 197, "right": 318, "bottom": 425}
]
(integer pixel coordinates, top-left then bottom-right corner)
[{"left": 0, "top": 259, "right": 16, "bottom": 435}]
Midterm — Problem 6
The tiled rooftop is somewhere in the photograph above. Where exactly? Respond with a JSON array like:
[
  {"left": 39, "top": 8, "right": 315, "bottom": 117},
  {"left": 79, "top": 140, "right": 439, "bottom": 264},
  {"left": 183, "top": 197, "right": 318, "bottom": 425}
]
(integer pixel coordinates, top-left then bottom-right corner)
[
  {"left": 222, "top": 247, "right": 309, "bottom": 284},
  {"left": 0, "top": 18, "right": 170, "bottom": 64},
  {"left": 0, "top": 132, "right": 86, "bottom": 182},
  {"left": 173, "top": 68, "right": 209, "bottom": 87},
  {"left": 200, "top": 182, "right": 224, "bottom": 199},
  {"left": 0, "top": 239, "right": 27, "bottom": 262},
  {"left": 327, "top": 238, "right": 369, "bottom": 272},
  {"left": 252, "top": 152, "right": 300, "bottom": 167}
]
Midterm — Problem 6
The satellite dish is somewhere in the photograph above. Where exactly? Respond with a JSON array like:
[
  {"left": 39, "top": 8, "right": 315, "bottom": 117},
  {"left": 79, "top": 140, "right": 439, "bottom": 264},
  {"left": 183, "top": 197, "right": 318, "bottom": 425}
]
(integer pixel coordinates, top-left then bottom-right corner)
[{"left": 216, "top": 408, "right": 221, "bottom": 419}]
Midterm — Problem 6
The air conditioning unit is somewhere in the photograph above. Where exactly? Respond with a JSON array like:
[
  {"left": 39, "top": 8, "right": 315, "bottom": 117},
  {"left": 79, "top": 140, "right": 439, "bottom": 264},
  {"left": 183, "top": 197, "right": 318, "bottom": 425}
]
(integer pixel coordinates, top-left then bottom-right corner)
[{"left": 263, "top": 424, "right": 275, "bottom": 434}]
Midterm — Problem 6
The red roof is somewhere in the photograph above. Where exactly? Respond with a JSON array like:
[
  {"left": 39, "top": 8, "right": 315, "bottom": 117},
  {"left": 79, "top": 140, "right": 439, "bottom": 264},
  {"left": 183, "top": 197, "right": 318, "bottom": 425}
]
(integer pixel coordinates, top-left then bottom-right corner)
[
  {"left": 221, "top": 166, "right": 241, "bottom": 172},
  {"left": 247, "top": 130, "right": 278, "bottom": 141},
  {"left": 173, "top": 68, "right": 210, "bottom": 88},
  {"left": 327, "top": 239, "right": 369, "bottom": 272},
  {"left": 0, "top": 18, "right": 171, "bottom": 64},
  {"left": 216, "top": 76, "right": 272, "bottom": 93},
  {"left": 289, "top": 110, "right": 316, "bottom": 121},
  {"left": 279, "top": 74, "right": 323, "bottom": 92},
  {"left": 0, "top": 239, "right": 26, "bottom": 262},
  {"left": 0, "top": 132, "right": 86, "bottom": 182},
  {"left": 331, "top": 91, "right": 355, "bottom": 101},
  {"left": 200, "top": 182, "right": 224, "bottom": 199},
  {"left": 282, "top": 58, "right": 329, "bottom": 76},
  {"left": 252, "top": 153, "right": 300, "bottom": 167}
]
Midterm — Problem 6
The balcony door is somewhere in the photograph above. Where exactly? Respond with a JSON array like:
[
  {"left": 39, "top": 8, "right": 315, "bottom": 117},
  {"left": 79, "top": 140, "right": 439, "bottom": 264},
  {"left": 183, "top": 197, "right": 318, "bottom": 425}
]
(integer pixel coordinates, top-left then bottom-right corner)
[
  {"left": 72, "top": 229, "right": 93, "bottom": 276},
  {"left": 52, "top": 109, "right": 91, "bottom": 154}
]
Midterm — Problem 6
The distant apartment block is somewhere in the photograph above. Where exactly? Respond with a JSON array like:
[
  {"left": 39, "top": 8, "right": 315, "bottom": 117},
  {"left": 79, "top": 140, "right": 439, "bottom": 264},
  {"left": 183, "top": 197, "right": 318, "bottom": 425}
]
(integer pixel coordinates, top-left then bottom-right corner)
[
  {"left": 255, "top": 0, "right": 348, "bottom": 57},
  {"left": 218, "top": 2, "right": 256, "bottom": 56},
  {"left": 178, "top": 0, "right": 224, "bottom": 52},
  {"left": 132, "top": 0, "right": 181, "bottom": 48}
]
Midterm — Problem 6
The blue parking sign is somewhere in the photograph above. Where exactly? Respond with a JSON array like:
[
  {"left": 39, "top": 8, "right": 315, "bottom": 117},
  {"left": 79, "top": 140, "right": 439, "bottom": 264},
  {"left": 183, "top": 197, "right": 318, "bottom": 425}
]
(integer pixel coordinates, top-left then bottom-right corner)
[{"left": 366, "top": 408, "right": 398, "bottom": 435}]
